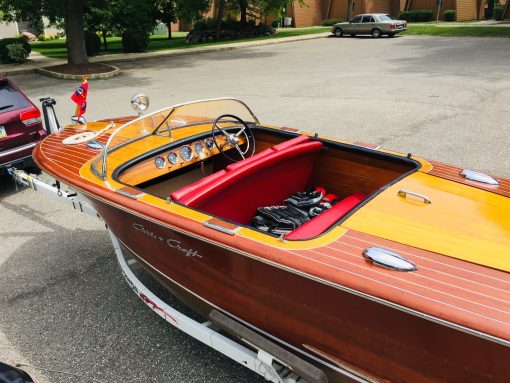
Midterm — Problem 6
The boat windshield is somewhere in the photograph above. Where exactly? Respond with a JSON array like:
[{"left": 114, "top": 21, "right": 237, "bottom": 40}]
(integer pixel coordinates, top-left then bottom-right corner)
[{"left": 91, "top": 98, "right": 259, "bottom": 180}]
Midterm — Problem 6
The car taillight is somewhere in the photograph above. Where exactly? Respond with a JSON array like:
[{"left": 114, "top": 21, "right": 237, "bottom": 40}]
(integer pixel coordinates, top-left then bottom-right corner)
[
  {"left": 390, "top": 24, "right": 396, "bottom": 29},
  {"left": 19, "top": 108, "right": 42, "bottom": 126}
]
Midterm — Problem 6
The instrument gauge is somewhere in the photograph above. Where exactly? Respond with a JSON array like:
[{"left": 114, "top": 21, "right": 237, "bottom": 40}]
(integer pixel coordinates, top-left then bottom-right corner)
[
  {"left": 194, "top": 142, "right": 205, "bottom": 155},
  {"left": 179, "top": 145, "right": 193, "bottom": 161},
  {"left": 168, "top": 152, "right": 178, "bottom": 165},
  {"left": 205, "top": 138, "right": 215, "bottom": 150},
  {"left": 155, "top": 156, "right": 166, "bottom": 169}
]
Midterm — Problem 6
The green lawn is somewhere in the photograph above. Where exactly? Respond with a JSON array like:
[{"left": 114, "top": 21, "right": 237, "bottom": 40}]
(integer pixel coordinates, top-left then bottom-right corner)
[
  {"left": 31, "top": 27, "right": 330, "bottom": 59},
  {"left": 402, "top": 25, "right": 510, "bottom": 37}
]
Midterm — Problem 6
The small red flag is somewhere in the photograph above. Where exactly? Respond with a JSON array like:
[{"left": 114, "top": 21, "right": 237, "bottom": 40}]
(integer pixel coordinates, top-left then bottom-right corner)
[{"left": 70, "top": 81, "right": 88, "bottom": 118}]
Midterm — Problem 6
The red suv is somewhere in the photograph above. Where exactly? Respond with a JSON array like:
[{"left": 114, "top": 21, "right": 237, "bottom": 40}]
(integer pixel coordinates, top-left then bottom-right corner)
[{"left": 0, "top": 76, "right": 46, "bottom": 173}]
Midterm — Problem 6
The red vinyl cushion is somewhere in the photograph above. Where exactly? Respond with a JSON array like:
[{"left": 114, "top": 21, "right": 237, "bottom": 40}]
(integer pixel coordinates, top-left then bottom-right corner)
[
  {"left": 172, "top": 135, "right": 311, "bottom": 201},
  {"left": 181, "top": 141, "right": 323, "bottom": 224},
  {"left": 170, "top": 170, "right": 227, "bottom": 201},
  {"left": 226, "top": 148, "right": 274, "bottom": 172},
  {"left": 272, "top": 134, "right": 310, "bottom": 151},
  {"left": 284, "top": 192, "right": 367, "bottom": 240}
]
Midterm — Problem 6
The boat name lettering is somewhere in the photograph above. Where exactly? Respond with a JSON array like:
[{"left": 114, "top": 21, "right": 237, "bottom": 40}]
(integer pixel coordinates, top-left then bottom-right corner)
[
  {"left": 132, "top": 223, "right": 202, "bottom": 258},
  {"left": 167, "top": 239, "right": 202, "bottom": 258}
]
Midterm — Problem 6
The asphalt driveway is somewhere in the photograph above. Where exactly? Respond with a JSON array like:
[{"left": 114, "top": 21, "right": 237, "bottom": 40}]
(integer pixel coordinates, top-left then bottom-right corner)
[{"left": 1, "top": 35, "right": 510, "bottom": 383}]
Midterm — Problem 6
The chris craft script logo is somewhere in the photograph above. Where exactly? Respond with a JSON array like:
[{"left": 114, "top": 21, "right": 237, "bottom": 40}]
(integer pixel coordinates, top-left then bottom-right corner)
[{"left": 133, "top": 223, "right": 202, "bottom": 258}]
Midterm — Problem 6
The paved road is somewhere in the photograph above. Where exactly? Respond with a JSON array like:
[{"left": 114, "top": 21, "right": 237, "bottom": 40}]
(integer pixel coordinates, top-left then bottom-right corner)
[{"left": 1, "top": 35, "right": 510, "bottom": 383}]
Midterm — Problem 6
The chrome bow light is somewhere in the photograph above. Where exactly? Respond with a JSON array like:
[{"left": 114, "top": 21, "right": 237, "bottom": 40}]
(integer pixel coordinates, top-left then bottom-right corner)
[
  {"left": 363, "top": 247, "right": 417, "bottom": 271},
  {"left": 460, "top": 169, "right": 499, "bottom": 185},
  {"left": 131, "top": 93, "right": 150, "bottom": 116}
]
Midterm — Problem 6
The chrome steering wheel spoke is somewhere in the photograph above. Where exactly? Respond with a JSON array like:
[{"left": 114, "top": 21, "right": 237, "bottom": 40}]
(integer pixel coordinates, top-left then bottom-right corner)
[{"left": 212, "top": 114, "right": 255, "bottom": 163}]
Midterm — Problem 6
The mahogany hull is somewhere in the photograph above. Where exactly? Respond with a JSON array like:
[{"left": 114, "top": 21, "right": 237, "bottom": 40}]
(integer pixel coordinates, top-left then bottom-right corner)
[{"left": 90, "top": 197, "right": 510, "bottom": 383}]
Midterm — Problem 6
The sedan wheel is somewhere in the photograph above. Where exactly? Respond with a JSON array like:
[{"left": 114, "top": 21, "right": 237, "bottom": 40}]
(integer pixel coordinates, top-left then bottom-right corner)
[
  {"left": 371, "top": 28, "right": 381, "bottom": 38},
  {"left": 334, "top": 27, "right": 343, "bottom": 37}
]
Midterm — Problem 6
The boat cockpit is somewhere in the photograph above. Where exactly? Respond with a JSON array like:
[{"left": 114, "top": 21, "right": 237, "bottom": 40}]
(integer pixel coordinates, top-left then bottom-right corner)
[{"left": 92, "top": 98, "right": 419, "bottom": 240}]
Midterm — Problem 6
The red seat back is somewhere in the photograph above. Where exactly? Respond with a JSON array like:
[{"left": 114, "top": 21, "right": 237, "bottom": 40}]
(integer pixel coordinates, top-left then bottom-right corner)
[
  {"left": 182, "top": 141, "right": 323, "bottom": 224},
  {"left": 284, "top": 192, "right": 366, "bottom": 240}
]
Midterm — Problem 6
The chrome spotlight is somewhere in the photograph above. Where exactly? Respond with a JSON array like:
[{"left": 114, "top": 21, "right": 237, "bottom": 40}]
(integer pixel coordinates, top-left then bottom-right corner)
[{"left": 131, "top": 93, "right": 149, "bottom": 116}]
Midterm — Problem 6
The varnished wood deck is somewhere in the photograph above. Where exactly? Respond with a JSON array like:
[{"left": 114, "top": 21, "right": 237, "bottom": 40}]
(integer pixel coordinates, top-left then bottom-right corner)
[
  {"left": 428, "top": 160, "right": 510, "bottom": 198},
  {"left": 39, "top": 127, "right": 108, "bottom": 176},
  {"left": 283, "top": 230, "right": 510, "bottom": 344}
]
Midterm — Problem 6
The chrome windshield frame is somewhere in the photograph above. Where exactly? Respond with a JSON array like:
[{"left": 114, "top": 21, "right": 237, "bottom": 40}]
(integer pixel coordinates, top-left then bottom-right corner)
[{"left": 91, "top": 98, "right": 259, "bottom": 181}]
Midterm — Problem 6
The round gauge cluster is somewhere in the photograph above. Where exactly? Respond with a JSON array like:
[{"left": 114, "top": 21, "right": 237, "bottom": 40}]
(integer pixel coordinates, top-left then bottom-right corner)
[
  {"left": 154, "top": 156, "right": 166, "bottom": 169},
  {"left": 194, "top": 142, "right": 204, "bottom": 155},
  {"left": 168, "top": 152, "right": 178, "bottom": 165},
  {"left": 153, "top": 138, "right": 219, "bottom": 170},
  {"left": 179, "top": 145, "right": 193, "bottom": 161},
  {"left": 205, "top": 138, "right": 215, "bottom": 150}
]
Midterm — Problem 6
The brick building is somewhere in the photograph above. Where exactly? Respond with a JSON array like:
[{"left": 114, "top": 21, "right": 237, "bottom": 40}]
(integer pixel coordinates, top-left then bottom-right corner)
[{"left": 276, "top": 0, "right": 509, "bottom": 25}]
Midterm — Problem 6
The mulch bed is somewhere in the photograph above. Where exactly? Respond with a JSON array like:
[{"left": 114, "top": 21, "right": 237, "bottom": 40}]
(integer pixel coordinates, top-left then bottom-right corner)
[{"left": 44, "top": 63, "right": 116, "bottom": 75}]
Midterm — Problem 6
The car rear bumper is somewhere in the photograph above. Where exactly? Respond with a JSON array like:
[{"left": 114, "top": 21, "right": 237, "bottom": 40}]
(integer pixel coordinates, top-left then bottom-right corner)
[
  {"left": 0, "top": 141, "right": 37, "bottom": 169},
  {"left": 387, "top": 27, "right": 407, "bottom": 33}
]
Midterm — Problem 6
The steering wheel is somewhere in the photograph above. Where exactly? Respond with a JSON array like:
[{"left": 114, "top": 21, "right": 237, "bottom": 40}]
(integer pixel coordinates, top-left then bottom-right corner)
[{"left": 212, "top": 114, "right": 255, "bottom": 162}]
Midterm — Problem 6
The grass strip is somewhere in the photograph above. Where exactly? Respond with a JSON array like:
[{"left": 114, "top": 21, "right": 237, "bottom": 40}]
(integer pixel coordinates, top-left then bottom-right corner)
[
  {"left": 31, "top": 28, "right": 330, "bottom": 59},
  {"left": 403, "top": 25, "right": 510, "bottom": 37}
]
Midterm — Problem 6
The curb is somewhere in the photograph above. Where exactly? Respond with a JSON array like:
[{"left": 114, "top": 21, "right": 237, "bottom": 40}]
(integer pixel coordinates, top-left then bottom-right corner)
[
  {"left": 35, "top": 64, "right": 120, "bottom": 80},
  {"left": 91, "top": 32, "right": 330, "bottom": 65},
  {"left": 1, "top": 32, "right": 329, "bottom": 76}
]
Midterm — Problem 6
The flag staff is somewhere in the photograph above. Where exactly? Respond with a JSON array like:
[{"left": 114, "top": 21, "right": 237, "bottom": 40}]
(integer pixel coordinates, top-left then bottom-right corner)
[{"left": 74, "top": 74, "right": 88, "bottom": 120}]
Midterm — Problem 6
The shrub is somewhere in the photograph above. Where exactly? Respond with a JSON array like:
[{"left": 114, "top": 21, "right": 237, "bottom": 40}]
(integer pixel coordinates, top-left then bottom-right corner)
[
  {"left": 84, "top": 30, "right": 101, "bottom": 56},
  {"left": 398, "top": 9, "right": 434, "bottom": 22},
  {"left": 0, "top": 37, "right": 31, "bottom": 63},
  {"left": 321, "top": 18, "right": 345, "bottom": 26},
  {"left": 494, "top": 6, "right": 504, "bottom": 21},
  {"left": 443, "top": 10, "right": 456, "bottom": 21},
  {"left": 6, "top": 43, "right": 29, "bottom": 63},
  {"left": 193, "top": 17, "right": 219, "bottom": 32},
  {"left": 271, "top": 18, "right": 281, "bottom": 28},
  {"left": 122, "top": 27, "right": 150, "bottom": 52}
]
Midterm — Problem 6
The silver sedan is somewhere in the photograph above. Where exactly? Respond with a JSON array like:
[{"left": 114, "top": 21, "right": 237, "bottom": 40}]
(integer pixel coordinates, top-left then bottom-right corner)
[{"left": 332, "top": 14, "right": 407, "bottom": 38}]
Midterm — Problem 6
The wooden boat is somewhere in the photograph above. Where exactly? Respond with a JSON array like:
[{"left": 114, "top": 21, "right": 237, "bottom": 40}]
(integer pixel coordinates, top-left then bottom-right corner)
[{"left": 32, "top": 98, "right": 510, "bottom": 383}]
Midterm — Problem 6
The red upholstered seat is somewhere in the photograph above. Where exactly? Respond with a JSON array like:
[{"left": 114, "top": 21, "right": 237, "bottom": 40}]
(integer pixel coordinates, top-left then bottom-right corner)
[
  {"left": 226, "top": 148, "right": 274, "bottom": 172},
  {"left": 170, "top": 170, "right": 227, "bottom": 201},
  {"left": 284, "top": 192, "right": 367, "bottom": 240},
  {"left": 181, "top": 141, "right": 323, "bottom": 224},
  {"left": 272, "top": 134, "right": 310, "bottom": 151},
  {"left": 172, "top": 135, "right": 313, "bottom": 202}
]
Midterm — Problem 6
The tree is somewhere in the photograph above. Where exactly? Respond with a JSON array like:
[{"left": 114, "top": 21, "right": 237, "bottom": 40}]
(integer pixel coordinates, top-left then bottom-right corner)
[
  {"left": 84, "top": 0, "right": 117, "bottom": 50},
  {"left": 115, "top": 0, "right": 158, "bottom": 53},
  {"left": 63, "top": 0, "right": 88, "bottom": 65},
  {"left": 0, "top": 0, "right": 88, "bottom": 65},
  {"left": 174, "top": 0, "right": 211, "bottom": 23},
  {"left": 215, "top": 0, "right": 226, "bottom": 39},
  {"left": 155, "top": 0, "right": 176, "bottom": 39}
]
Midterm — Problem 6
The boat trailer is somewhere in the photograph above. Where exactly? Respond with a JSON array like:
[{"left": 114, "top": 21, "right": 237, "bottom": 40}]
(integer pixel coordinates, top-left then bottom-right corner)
[{"left": 9, "top": 168, "right": 328, "bottom": 383}]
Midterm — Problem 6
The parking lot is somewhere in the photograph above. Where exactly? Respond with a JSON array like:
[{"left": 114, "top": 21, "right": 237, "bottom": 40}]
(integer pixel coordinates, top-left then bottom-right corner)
[{"left": 1, "top": 35, "right": 510, "bottom": 382}]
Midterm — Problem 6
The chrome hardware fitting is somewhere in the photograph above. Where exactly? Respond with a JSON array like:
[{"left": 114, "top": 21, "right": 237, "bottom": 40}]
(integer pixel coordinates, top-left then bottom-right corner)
[
  {"left": 203, "top": 220, "right": 239, "bottom": 235},
  {"left": 397, "top": 189, "right": 431, "bottom": 204},
  {"left": 460, "top": 169, "right": 499, "bottom": 185},
  {"left": 363, "top": 247, "right": 417, "bottom": 271}
]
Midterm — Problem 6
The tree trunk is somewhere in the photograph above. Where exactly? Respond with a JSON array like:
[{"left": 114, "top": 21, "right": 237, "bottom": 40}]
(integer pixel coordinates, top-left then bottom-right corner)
[
  {"left": 239, "top": 0, "right": 248, "bottom": 25},
  {"left": 487, "top": 0, "right": 494, "bottom": 18},
  {"left": 102, "top": 30, "right": 108, "bottom": 51},
  {"left": 167, "top": 22, "right": 172, "bottom": 39},
  {"left": 347, "top": 0, "right": 353, "bottom": 21},
  {"left": 64, "top": 0, "right": 88, "bottom": 65},
  {"left": 216, "top": 0, "right": 225, "bottom": 40}
]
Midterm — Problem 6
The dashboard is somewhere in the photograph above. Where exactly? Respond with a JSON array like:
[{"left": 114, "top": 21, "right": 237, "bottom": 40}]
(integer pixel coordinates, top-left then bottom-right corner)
[
  {"left": 153, "top": 137, "right": 217, "bottom": 170},
  {"left": 118, "top": 135, "right": 243, "bottom": 185}
]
